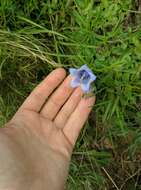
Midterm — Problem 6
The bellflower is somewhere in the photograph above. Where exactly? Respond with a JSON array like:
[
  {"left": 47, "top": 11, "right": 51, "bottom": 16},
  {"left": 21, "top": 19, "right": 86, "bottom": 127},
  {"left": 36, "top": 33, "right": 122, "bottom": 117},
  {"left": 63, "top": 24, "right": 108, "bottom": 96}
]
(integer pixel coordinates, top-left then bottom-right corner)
[{"left": 69, "top": 64, "right": 96, "bottom": 93}]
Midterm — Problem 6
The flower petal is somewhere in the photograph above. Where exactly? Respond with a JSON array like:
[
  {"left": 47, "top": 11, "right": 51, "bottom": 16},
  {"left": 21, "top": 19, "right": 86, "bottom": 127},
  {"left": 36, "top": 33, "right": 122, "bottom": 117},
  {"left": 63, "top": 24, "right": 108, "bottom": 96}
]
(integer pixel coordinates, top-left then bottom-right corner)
[
  {"left": 70, "top": 78, "right": 80, "bottom": 88},
  {"left": 69, "top": 68, "right": 77, "bottom": 76},
  {"left": 81, "top": 83, "right": 90, "bottom": 93},
  {"left": 79, "top": 64, "right": 92, "bottom": 74},
  {"left": 89, "top": 72, "right": 97, "bottom": 81}
]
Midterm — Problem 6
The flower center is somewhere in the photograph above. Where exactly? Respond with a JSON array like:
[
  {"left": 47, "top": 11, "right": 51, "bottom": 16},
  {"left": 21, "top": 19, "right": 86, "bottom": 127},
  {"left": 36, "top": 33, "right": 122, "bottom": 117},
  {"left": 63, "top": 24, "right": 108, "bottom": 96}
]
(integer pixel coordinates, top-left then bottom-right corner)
[{"left": 79, "top": 70, "right": 90, "bottom": 82}]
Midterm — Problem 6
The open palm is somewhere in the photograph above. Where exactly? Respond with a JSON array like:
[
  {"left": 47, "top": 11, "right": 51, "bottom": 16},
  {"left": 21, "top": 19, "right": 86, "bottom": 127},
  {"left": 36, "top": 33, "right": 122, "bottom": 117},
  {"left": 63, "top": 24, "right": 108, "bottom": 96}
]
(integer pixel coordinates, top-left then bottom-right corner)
[{"left": 2, "top": 68, "right": 95, "bottom": 190}]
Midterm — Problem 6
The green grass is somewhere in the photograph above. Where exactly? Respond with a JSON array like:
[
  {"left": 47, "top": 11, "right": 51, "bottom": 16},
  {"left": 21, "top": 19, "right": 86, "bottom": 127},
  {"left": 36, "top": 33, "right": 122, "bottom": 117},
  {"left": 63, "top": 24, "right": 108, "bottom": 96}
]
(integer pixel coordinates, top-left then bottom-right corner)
[{"left": 0, "top": 0, "right": 141, "bottom": 189}]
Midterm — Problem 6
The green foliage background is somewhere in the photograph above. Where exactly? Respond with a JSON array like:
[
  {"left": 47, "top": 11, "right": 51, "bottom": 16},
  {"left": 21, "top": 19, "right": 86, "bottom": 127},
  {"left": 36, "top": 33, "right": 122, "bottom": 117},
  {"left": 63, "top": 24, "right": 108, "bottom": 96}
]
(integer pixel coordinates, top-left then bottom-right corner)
[{"left": 0, "top": 0, "right": 141, "bottom": 189}]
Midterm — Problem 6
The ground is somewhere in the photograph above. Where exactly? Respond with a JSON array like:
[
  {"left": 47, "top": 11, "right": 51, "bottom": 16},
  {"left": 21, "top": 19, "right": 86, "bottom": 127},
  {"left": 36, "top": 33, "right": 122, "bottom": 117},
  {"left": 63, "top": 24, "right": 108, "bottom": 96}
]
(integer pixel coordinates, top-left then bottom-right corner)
[{"left": 0, "top": 0, "right": 141, "bottom": 189}]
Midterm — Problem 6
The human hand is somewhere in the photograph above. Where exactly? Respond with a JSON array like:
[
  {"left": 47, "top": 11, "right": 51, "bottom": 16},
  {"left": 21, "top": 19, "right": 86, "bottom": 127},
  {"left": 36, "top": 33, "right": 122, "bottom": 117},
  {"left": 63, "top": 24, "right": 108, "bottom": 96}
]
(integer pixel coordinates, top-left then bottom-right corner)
[{"left": 0, "top": 68, "right": 95, "bottom": 190}]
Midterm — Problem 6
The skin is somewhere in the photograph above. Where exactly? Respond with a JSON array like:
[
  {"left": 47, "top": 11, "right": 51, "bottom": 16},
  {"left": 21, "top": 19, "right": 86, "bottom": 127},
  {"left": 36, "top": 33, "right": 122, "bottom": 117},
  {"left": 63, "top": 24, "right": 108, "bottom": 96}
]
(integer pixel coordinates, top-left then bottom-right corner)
[{"left": 0, "top": 68, "right": 95, "bottom": 190}]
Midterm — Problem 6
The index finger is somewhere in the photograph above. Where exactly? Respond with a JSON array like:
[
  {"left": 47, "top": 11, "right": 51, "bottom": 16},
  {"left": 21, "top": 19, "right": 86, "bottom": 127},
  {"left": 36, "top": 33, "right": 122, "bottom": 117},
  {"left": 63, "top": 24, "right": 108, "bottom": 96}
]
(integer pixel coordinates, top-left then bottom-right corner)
[{"left": 20, "top": 68, "right": 66, "bottom": 112}]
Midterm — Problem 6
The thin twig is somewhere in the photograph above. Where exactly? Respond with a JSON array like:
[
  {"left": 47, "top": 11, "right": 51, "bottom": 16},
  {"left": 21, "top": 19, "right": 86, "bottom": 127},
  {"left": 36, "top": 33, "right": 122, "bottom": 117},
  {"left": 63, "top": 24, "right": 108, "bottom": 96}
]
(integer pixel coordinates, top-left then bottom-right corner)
[{"left": 102, "top": 167, "right": 120, "bottom": 190}]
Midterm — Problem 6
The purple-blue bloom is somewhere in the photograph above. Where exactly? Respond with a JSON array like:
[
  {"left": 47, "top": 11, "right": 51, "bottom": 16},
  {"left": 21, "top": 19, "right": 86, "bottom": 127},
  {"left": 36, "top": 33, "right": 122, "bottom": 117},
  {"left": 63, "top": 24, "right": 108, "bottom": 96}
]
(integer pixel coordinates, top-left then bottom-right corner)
[{"left": 69, "top": 64, "right": 96, "bottom": 93}]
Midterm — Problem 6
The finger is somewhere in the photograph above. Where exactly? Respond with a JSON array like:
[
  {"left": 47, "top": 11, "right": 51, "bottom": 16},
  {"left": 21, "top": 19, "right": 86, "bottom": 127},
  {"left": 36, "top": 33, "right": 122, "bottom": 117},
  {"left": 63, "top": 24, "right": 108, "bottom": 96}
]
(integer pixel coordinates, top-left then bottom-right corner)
[
  {"left": 63, "top": 96, "right": 96, "bottom": 146},
  {"left": 20, "top": 68, "right": 66, "bottom": 112},
  {"left": 40, "top": 75, "right": 74, "bottom": 120},
  {"left": 54, "top": 87, "right": 83, "bottom": 128}
]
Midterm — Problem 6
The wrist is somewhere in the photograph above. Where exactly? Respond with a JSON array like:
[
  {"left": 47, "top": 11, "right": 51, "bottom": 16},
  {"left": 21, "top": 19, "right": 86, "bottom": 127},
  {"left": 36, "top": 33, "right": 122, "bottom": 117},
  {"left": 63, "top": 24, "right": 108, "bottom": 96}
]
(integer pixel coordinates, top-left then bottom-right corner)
[{"left": 0, "top": 126, "right": 34, "bottom": 189}]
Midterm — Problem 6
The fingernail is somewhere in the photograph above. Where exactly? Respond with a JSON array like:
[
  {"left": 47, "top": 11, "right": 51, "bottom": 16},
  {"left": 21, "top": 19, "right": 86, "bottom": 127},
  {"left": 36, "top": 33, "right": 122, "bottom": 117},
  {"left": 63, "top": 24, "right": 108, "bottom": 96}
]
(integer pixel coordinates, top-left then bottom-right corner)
[{"left": 87, "top": 96, "right": 96, "bottom": 107}]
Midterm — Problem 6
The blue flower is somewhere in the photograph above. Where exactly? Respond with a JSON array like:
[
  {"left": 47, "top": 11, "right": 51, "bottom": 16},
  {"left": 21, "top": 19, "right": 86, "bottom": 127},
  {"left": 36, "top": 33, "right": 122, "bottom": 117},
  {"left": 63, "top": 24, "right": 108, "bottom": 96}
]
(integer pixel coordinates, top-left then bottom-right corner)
[{"left": 69, "top": 64, "right": 96, "bottom": 93}]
